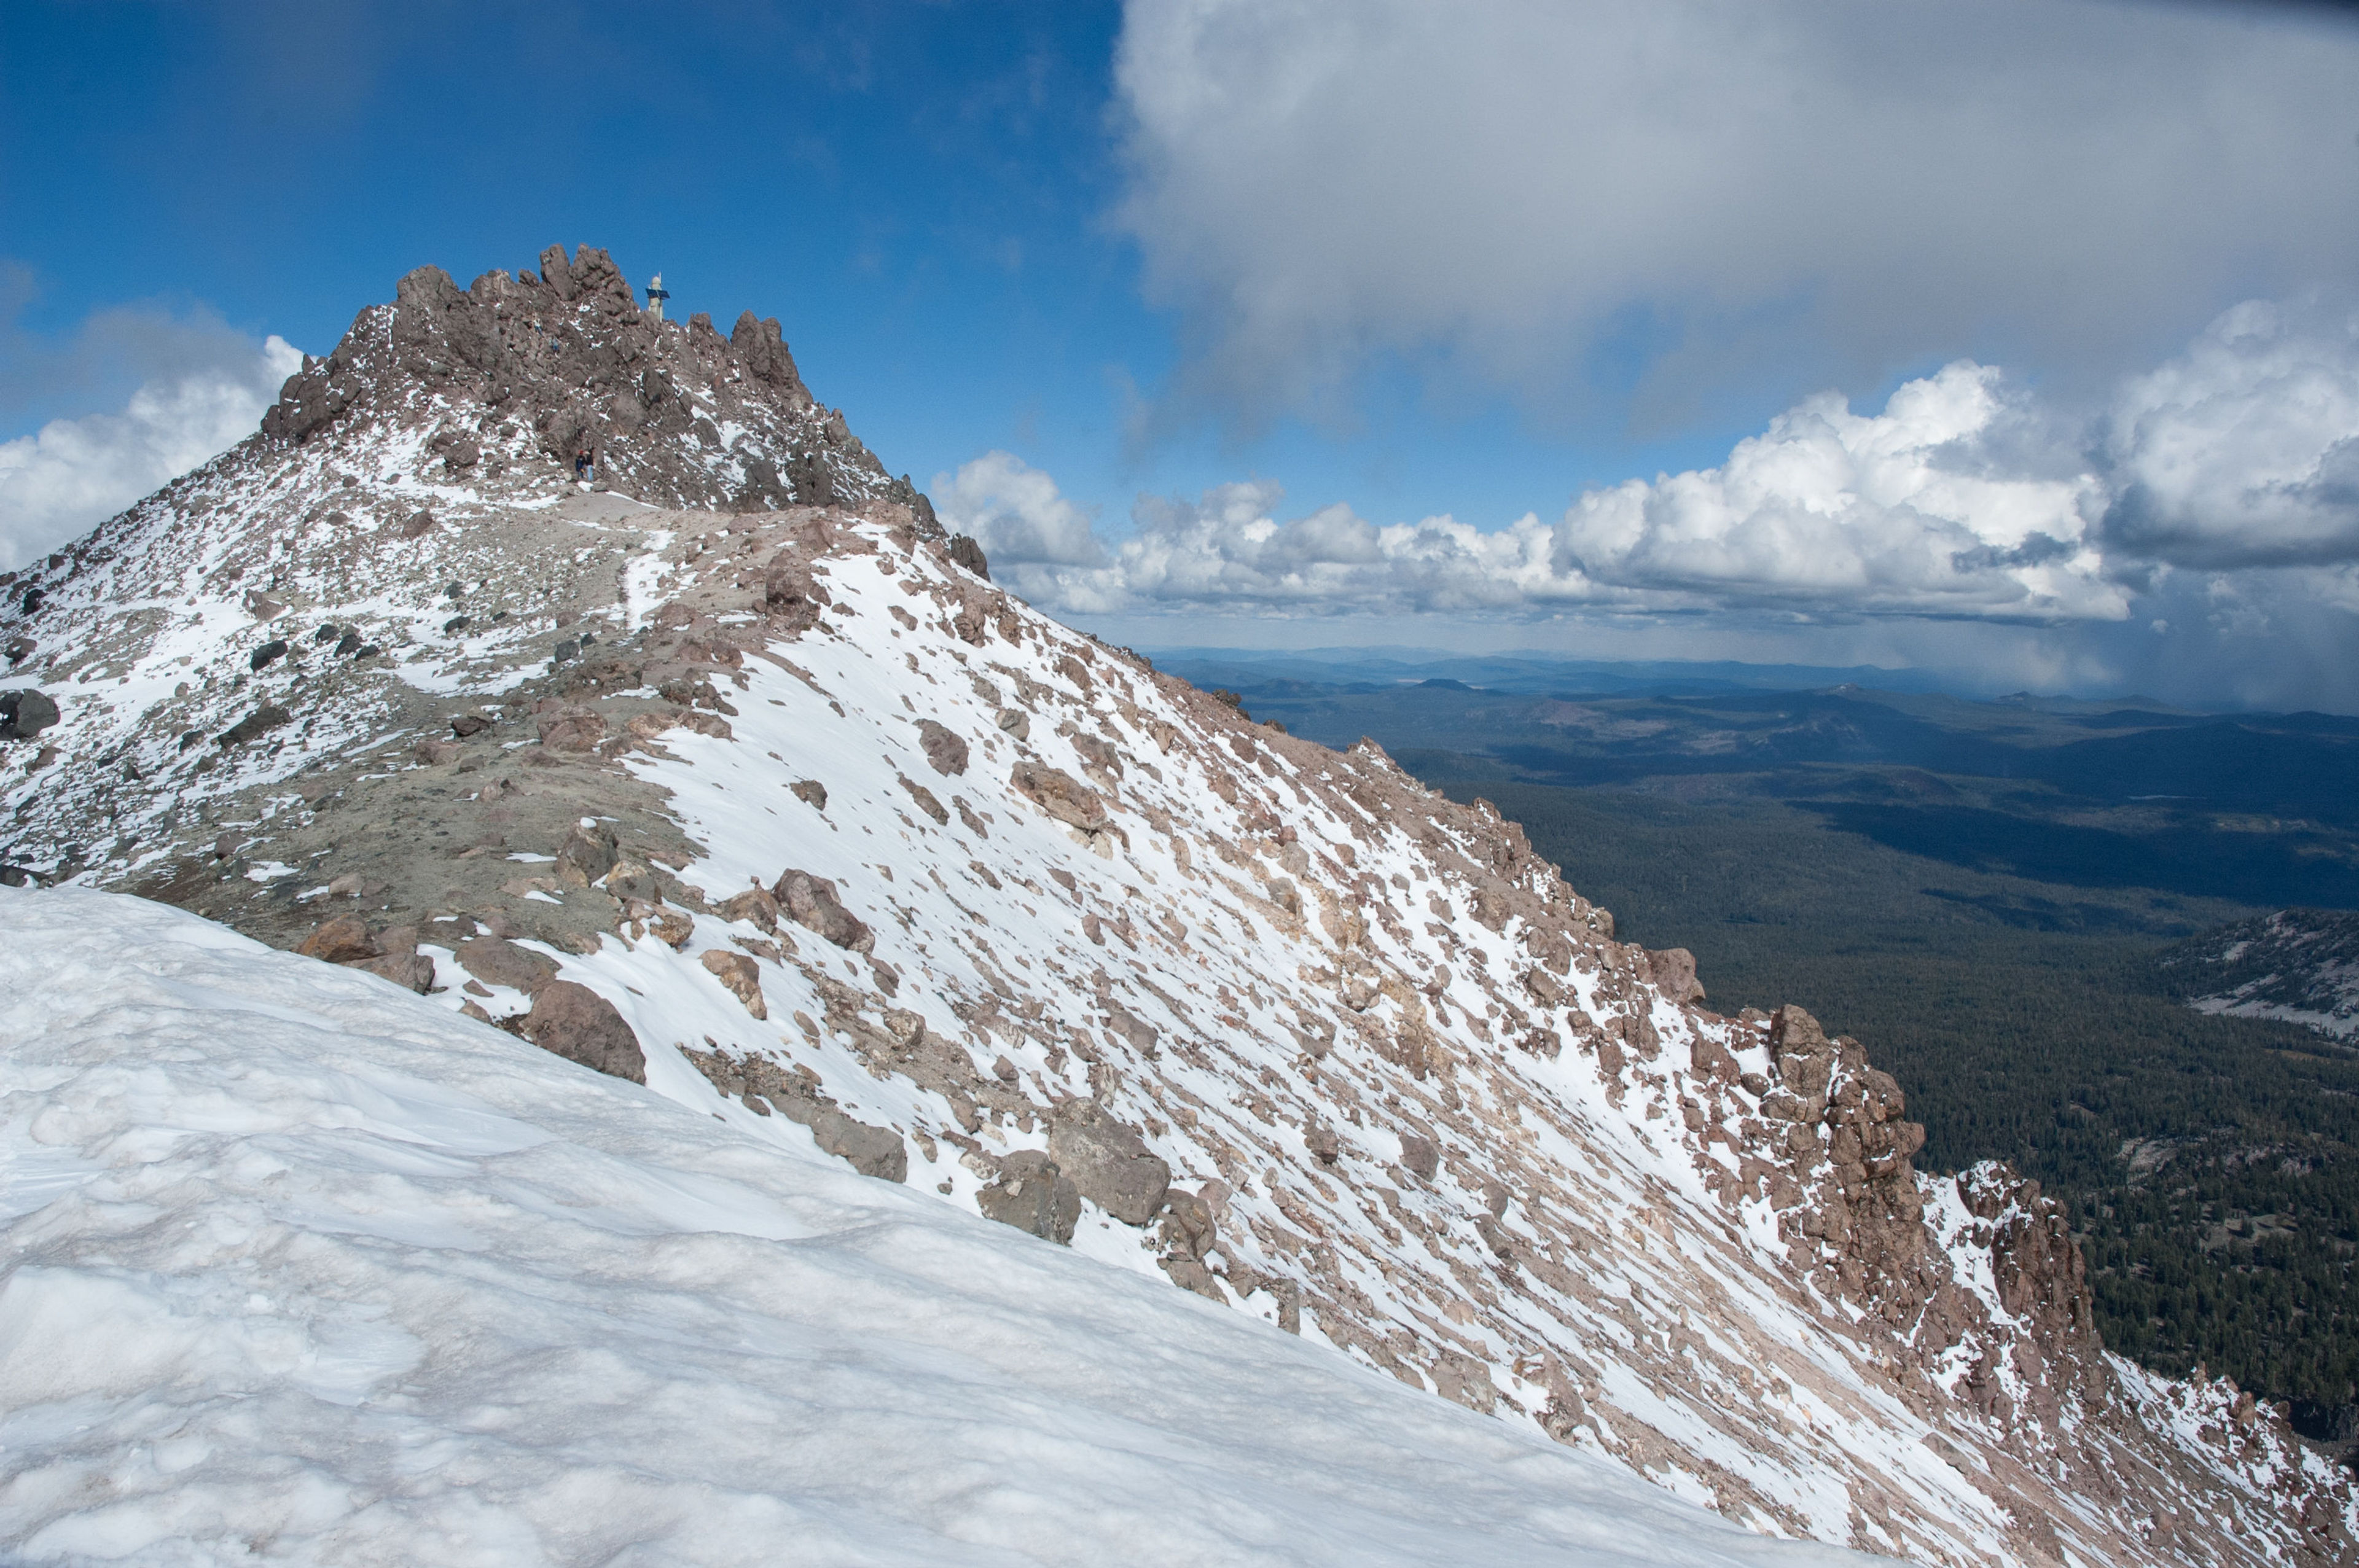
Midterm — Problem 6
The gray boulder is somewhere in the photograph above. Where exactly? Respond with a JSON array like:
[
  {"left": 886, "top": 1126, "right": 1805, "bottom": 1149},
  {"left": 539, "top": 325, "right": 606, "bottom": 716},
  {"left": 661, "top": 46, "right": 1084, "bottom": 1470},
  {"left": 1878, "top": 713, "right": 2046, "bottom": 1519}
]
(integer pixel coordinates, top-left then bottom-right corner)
[
  {"left": 810, "top": 1109, "right": 906, "bottom": 1182},
  {"left": 1048, "top": 1102, "right": 1170, "bottom": 1226},
  {"left": 0, "top": 688, "right": 58, "bottom": 739},
  {"left": 978, "top": 1151, "right": 1081, "bottom": 1243}
]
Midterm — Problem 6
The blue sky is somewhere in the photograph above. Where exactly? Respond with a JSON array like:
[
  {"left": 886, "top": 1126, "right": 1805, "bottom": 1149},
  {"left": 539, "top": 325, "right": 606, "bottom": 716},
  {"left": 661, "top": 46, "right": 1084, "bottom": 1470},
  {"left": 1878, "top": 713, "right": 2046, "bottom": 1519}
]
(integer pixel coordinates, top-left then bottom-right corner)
[{"left": 7, "top": 1, "right": 2359, "bottom": 708}]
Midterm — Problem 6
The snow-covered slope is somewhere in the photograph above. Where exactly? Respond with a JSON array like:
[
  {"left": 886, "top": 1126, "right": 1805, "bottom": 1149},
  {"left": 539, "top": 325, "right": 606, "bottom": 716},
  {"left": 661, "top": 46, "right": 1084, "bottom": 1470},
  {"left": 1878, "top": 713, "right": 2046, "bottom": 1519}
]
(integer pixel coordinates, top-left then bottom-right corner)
[
  {"left": 1, "top": 247, "right": 2352, "bottom": 1567},
  {"left": 2162, "top": 908, "right": 2359, "bottom": 1040},
  {"left": 0, "top": 887, "right": 1862, "bottom": 1567}
]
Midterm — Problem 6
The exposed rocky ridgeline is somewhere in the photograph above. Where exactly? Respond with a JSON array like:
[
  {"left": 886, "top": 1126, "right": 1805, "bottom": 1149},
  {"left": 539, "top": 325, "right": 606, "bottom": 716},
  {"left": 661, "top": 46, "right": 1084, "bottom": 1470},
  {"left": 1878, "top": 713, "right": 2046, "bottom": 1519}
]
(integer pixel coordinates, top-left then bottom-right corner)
[
  {"left": 0, "top": 248, "right": 2349, "bottom": 1567},
  {"left": 2161, "top": 908, "right": 2359, "bottom": 1042}
]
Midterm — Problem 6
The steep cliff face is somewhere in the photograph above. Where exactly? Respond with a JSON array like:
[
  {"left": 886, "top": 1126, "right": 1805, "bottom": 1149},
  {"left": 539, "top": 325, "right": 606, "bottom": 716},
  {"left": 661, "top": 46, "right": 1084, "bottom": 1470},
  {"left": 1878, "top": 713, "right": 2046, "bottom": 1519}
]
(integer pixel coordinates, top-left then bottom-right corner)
[{"left": 0, "top": 248, "right": 2349, "bottom": 1567}]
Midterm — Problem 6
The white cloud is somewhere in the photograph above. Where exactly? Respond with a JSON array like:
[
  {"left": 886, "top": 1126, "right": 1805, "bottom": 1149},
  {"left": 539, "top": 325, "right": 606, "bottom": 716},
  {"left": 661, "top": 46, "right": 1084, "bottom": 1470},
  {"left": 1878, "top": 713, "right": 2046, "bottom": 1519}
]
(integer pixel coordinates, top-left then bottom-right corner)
[
  {"left": 1118, "top": 483, "right": 1573, "bottom": 614},
  {"left": 969, "top": 300, "right": 2359, "bottom": 704},
  {"left": 1560, "top": 362, "right": 2121, "bottom": 619},
  {"left": 0, "top": 330, "right": 302, "bottom": 571},
  {"left": 933, "top": 449, "right": 1105, "bottom": 566},
  {"left": 1113, "top": 0, "right": 2359, "bottom": 427},
  {"left": 2102, "top": 299, "right": 2359, "bottom": 571}
]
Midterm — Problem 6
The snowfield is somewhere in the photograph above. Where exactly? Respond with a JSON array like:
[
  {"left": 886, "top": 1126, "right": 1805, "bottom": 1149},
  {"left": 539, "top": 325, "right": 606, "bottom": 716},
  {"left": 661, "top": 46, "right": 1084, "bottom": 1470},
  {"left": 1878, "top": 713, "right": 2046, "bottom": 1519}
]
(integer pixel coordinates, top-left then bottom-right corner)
[{"left": 0, "top": 887, "right": 1862, "bottom": 1567}]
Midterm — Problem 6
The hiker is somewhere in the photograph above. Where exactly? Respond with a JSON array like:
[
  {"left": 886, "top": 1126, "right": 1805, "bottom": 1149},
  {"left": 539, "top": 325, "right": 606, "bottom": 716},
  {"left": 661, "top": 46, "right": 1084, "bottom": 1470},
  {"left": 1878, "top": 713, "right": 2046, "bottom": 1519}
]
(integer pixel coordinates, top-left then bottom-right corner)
[{"left": 574, "top": 447, "right": 594, "bottom": 485}]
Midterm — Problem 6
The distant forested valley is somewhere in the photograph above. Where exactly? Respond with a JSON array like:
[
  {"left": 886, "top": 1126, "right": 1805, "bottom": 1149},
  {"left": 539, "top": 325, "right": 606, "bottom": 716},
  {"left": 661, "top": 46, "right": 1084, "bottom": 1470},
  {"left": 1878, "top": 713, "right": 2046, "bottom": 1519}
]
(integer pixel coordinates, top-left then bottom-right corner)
[{"left": 1157, "top": 649, "right": 2359, "bottom": 1438}]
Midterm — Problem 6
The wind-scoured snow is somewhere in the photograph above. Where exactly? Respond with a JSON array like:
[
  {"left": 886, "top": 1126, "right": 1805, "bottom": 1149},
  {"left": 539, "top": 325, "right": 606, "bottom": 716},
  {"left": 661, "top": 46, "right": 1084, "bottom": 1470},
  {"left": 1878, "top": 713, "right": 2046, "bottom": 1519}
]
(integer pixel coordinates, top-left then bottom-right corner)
[{"left": 0, "top": 887, "right": 1862, "bottom": 1568}]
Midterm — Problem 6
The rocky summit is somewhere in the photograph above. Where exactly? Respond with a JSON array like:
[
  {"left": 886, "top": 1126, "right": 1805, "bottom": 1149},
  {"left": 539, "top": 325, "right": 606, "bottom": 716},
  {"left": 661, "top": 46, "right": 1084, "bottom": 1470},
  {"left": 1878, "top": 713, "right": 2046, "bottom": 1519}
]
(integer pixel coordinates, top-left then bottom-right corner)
[{"left": 1, "top": 247, "right": 2352, "bottom": 1567}]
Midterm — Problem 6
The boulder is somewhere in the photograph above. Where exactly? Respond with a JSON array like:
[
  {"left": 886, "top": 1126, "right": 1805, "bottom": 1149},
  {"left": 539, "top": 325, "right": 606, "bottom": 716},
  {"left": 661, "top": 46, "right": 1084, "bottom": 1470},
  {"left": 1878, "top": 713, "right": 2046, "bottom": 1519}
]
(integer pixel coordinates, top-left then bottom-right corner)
[
  {"left": 537, "top": 705, "right": 607, "bottom": 752},
  {"left": 352, "top": 951, "right": 435, "bottom": 994},
  {"left": 772, "top": 869, "right": 873, "bottom": 952},
  {"left": 810, "top": 1109, "right": 906, "bottom": 1182},
  {"left": 1011, "top": 762, "right": 1106, "bottom": 832},
  {"left": 977, "top": 1150, "right": 1080, "bottom": 1243},
  {"left": 789, "top": 779, "right": 827, "bottom": 809},
  {"left": 917, "top": 719, "right": 969, "bottom": 776},
  {"left": 454, "top": 935, "right": 558, "bottom": 994},
  {"left": 522, "top": 980, "right": 646, "bottom": 1083},
  {"left": 717, "top": 887, "right": 781, "bottom": 932},
  {"left": 700, "top": 948, "right": 767, "bottom": 1018},
  {"left": 1649, "top": 946, "right": 1705, "bottom": 1005},
  {"left": 948, "top": 534, "right": 990, "bottom": 580},
  {"left": 1398, "top": 1129, "right": 1440, "bottom": 1182},
  {"left": 558, "top": 822, "right": 619, "bottom": 884},
  {"left": 295, "top": 914, "right": 378, "bottom": 965},
  {"left": 1048, "top": 1102, "right": 1170, "bottom": 1226},
  {"left": 450, "top": 712, "right": 492, "bottom": 738},
  {"left": 763, "top": 559, "right": 828, "bottom": 631},
  {"left": 216, "top": 704, "right": 292, "bottom": 746},
  {"left": 0, "top": 688, "right": 59, "bottom": 740}
]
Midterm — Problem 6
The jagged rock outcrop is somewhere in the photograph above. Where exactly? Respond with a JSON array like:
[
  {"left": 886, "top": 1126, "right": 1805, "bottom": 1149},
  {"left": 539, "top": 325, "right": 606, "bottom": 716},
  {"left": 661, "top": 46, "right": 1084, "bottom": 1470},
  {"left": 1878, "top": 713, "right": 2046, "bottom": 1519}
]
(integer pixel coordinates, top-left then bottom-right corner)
[{"left": 0, "top": 246, "right": 2349, "bottom": 1568}]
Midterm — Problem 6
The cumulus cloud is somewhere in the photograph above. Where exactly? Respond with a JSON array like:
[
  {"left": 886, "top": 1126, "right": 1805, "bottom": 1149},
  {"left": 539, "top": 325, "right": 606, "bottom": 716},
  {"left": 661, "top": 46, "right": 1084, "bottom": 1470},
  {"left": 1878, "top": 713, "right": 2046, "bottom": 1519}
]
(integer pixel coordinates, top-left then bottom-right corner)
[
  {"left": 2101, "top": 299, "right": 2359, "bottom": 571},
  {"left": 960, "top": 300, "right": 2359, "bottom": 707},
  {"left": 1113, "top": 0, "right": 2359, "bottom": 427},
  {"left": 0, "top": 317, "right": 302, "bottom": 571},
  {"left": 1560, "top": 362, "right": 2119, "bottom": 620}
]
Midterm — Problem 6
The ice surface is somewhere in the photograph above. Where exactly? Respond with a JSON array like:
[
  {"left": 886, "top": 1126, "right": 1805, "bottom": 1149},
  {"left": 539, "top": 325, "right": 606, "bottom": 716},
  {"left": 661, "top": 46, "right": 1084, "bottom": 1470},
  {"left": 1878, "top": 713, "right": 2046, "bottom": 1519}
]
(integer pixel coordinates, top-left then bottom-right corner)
[{"left": 0, "top": 887, "right": 1864, "bottom": 1567}]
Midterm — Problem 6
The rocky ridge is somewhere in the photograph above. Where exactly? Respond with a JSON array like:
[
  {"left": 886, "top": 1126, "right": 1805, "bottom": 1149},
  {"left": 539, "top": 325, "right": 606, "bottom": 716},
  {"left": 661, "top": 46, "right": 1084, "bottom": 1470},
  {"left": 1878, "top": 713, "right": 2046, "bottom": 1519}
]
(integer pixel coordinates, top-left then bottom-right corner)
[{"left": 0, "top": 248, "right": 2350, "bottom": 1567}]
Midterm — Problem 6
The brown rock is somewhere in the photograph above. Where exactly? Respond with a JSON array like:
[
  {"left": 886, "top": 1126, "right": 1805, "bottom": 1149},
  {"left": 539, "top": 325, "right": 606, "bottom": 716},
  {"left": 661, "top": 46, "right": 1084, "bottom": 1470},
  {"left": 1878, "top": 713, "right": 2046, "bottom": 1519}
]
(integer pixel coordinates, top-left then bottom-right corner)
[
  {"left": 522, "top": 980, "right": 646, "bottom": 1083},
  {"left": 558, "top": 822, "right": 619, "bottom": 884},
  {"left": 717, "top": 887, "right": 780, "bottom": 933},
  {"left": 917, "top": 719, "right": 969, "bottom": 776},
  {"left": 536, "top": 705, "right": 607, "bottom": 752},
  {"left": 700, "top": 948, "right": 767, "bottom": 1018},
  {"left": 898, "top": 773, "right": 949, "bottom": 825},
  {"left": 789, "top": 779, "right": 827, "bottom": 809},
  {"left": 1010, "top": 762, "right": 1106, "bottom": 832},
  {"left": 947, "top": 533, "right": 990, "bottom": 580},
  {"left": 454, "top": 935, "right": 558, "bottom": 994},
  {"left": 772, "top": 868, "right": 872, "bottom": 951},
  {"left": 763, "top": 558, "right": 829, "bottom": 631},
  {"left": 296, "top": 915, "right": 378, "bottom": 965},
  {"left": 1649, "top": 946, "right": 1705, "bottom": 1004}
]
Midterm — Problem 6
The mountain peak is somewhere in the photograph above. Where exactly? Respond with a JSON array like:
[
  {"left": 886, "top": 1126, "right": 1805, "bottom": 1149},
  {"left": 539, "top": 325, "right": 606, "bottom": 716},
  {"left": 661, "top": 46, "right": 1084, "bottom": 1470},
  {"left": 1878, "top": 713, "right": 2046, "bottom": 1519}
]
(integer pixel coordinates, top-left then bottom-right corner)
[
  {"left": 0, "top": 250, "right": 2352, "bottom": 1567},
  {"left": 258, "top": 242, "right": 931, "bottom": 523}
]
